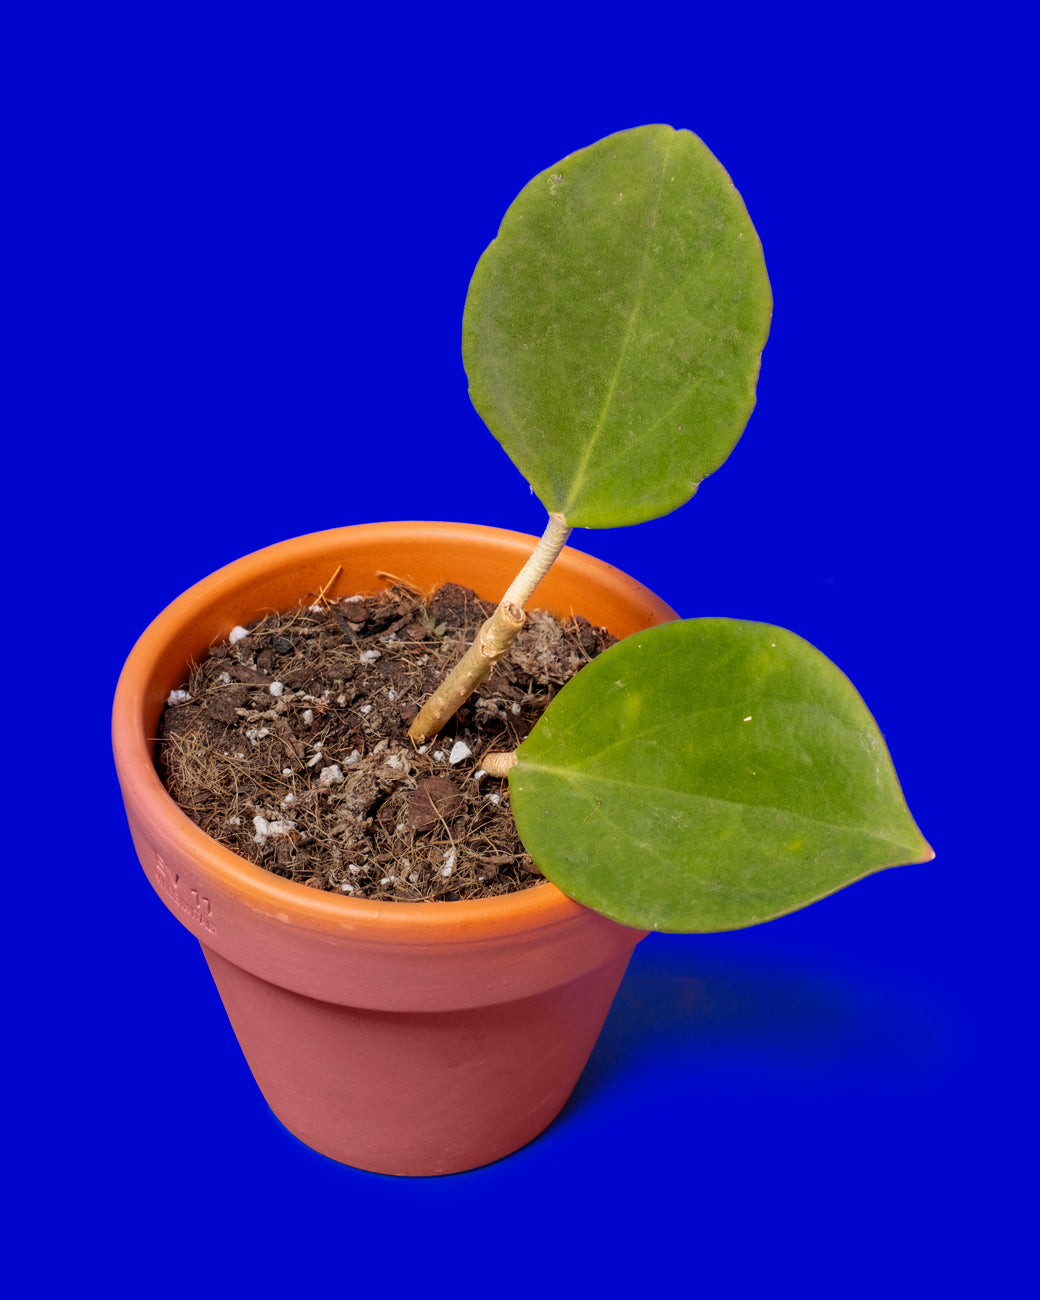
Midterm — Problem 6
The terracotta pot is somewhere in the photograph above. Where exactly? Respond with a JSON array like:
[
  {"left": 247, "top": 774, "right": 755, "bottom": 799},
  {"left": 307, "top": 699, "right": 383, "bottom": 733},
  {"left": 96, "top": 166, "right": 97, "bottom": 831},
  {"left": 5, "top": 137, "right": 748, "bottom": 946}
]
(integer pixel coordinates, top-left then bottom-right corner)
[{"left": 112, "top": 522, "right": 677, "bottom": 1176}]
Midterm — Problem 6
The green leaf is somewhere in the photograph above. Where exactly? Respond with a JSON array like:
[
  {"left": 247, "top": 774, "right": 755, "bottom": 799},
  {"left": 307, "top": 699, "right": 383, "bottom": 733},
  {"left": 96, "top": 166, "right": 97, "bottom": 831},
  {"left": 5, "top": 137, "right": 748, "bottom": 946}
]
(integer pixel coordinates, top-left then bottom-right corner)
[
  {"left": 463, "top": 124, "right": 772, "bottom": 528},
  {"left": 509, "top": 620, "right": 933, "bottom": 932}
]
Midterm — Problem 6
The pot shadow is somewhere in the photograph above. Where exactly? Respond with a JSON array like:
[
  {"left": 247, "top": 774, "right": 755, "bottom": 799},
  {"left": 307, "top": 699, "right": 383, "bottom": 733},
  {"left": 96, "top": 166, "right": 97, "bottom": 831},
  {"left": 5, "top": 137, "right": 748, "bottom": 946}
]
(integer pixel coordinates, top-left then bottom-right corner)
[{"left": 565, "top": 937, "right": 955, "bottom": 1113}]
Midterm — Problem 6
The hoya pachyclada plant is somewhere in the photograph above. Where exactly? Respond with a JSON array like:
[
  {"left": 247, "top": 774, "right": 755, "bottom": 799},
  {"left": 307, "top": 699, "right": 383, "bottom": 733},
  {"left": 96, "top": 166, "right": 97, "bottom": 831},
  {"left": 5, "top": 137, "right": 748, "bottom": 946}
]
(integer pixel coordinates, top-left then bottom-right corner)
[{"left": 410, "top": 124, "right": 932, "bottom": 932}]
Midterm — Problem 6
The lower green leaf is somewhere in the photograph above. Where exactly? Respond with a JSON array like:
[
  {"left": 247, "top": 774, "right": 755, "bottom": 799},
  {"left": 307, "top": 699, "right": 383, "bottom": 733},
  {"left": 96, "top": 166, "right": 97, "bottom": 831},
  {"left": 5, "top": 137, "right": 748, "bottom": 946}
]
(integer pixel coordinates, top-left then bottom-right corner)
[{"left": 510, "top": 619, "right": 933, "bottom": 932}]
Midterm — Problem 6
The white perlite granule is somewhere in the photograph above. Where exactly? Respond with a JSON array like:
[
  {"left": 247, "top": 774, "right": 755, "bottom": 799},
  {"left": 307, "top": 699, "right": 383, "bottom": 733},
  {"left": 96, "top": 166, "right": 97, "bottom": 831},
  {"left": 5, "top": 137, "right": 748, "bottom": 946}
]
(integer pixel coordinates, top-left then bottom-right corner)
[{"left": 252, "top": 815, "right": 296, "bottom": 844}]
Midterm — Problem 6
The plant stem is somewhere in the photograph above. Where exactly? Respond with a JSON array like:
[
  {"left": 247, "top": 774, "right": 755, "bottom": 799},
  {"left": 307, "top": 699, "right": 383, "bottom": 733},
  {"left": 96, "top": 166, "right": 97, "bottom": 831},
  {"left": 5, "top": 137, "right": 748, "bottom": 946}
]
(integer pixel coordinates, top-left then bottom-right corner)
[
  {"left": 498, "top": 512, "right": 573, "bottom": 611},
  {"left": 481, "top": 751, "right": 517, "bottom": 778},
  {"left": 408, "top": 513, "right": 572, "bottom": 746}
]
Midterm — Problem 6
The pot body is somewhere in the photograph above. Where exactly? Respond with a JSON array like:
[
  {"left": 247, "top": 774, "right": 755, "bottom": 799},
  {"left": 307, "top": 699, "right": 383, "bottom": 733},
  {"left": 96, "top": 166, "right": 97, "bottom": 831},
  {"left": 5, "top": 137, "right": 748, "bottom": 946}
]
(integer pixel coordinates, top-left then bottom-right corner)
[{"left": 113, "top": 523, "right": 677, "bottom": 1175}]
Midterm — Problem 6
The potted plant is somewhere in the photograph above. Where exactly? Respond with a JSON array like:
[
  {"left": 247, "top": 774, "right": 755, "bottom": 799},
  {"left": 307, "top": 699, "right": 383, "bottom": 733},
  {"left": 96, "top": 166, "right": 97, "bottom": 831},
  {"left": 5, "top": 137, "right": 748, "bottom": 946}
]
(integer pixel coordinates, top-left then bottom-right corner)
[{"left": 113, "top": 125, "right": 931, "bottom": 1177}]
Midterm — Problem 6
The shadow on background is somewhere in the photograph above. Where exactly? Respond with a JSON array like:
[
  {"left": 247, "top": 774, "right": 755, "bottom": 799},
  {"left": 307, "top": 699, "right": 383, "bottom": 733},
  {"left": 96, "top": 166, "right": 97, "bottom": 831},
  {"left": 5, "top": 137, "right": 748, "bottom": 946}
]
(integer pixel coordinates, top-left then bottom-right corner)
[{"left": 569, "top": 935, "right": 956, "bottom": 1107}]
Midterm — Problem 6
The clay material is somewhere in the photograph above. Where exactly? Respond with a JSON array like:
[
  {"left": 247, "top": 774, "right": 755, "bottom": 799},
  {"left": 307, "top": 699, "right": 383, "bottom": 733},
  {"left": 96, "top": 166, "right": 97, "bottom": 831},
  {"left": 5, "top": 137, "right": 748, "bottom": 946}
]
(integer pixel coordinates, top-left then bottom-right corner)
[{"left": 112, "top": 522, "right": 677, "bottom": 1176}]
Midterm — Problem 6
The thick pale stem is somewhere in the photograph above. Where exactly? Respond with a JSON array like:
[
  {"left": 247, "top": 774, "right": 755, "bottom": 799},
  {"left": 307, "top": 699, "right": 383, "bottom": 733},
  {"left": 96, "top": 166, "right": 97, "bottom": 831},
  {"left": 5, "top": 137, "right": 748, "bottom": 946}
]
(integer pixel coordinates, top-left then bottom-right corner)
[
  {"left": 500, "top": 512, "right": 572, "bottom": 609},
  {"left": 482, "top": 751, "right": 517, "bottom": 778},
  {"left": 408, "top": 602, "right": 523, "bottom": 746},
  {"left": 408, "top": 513, "right": 572, "bottom": 746}
]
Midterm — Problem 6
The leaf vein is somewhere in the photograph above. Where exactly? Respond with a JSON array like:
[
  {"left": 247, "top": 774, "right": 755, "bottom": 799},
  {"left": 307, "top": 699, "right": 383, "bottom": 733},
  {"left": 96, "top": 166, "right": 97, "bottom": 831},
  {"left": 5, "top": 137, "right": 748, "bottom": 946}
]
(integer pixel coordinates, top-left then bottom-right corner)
[
  {"left": 561, "top": 133, "right": 674, "bottom": 516},
  {"left": 519, "top": 764, "right": 915, "bottom": 849}
]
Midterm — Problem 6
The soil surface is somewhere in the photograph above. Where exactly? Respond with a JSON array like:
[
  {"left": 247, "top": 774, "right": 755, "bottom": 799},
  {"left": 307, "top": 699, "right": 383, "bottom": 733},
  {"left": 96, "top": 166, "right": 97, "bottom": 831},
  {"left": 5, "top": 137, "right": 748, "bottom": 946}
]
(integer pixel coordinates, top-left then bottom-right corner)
[{"left": 158, "top": 582, "right": 616, "bottom": 901}]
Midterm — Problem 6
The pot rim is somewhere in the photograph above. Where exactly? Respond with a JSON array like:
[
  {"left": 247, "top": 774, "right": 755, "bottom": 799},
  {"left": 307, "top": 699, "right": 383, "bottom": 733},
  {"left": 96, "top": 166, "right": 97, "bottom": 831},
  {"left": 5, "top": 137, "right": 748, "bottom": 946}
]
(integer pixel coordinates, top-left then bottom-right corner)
[{"left": 113, "top": 521, "right": 676, "bottom": 942}]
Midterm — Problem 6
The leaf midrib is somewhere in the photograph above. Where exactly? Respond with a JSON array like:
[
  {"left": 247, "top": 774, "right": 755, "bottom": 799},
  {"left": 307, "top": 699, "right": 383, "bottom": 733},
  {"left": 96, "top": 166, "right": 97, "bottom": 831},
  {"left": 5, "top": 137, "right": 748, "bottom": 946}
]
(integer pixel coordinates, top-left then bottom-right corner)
[
  {"left": 560, "top": 133, "right": 674, "bottom": 519},
  {"left": 516, "top": 762, "right": 919, "bottom": 852}
]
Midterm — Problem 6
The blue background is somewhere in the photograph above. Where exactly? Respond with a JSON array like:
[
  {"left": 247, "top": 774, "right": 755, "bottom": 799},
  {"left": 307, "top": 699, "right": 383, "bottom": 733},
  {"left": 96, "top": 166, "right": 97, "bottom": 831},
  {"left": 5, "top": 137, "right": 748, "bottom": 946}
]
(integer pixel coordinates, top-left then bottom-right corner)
[{"left": 12, "top": 4, "right": 1032, "bottom": 1295}]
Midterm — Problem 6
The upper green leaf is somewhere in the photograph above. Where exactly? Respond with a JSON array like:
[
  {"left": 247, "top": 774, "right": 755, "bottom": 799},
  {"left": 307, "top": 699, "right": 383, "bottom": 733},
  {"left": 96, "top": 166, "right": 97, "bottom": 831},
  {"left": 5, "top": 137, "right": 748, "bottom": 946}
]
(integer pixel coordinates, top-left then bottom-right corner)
[
  {"left": 509, "top": 619, "right": 933, "bottom": 932},
  {"left": 462, "top": 124, "right": 772, "bottom": 528}
]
